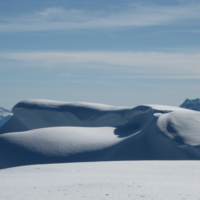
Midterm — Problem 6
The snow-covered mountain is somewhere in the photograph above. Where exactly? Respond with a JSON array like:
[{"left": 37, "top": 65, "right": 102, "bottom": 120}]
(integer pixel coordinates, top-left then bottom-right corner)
[
  {"left": 180, "top": 98, "right": 200, "bottom": 111},
  {"left": 1, "top": 99, "right": 200, "bottom": 169},
  {"left": 1, "top": 99, "right": 200, "bottom": 200},
  {"left": 0, "top": 107, "right": 12, "bottom": 127}
]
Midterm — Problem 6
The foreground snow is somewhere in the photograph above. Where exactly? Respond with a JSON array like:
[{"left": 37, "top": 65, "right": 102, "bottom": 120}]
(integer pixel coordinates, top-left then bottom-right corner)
[{"left": 0, "top": 161, "right": 200, "bottom": 200}]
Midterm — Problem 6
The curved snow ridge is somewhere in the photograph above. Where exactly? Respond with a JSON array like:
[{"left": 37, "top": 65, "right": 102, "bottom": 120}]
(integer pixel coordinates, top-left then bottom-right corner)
[
  {"left": 0, "top": 99, "right": 177, "bottom": 134},
  {"left": 0, "top": 127, "right": 121, "bottom": 156},
  {"left": 12, "top": 99, "right": 130, "bottom": 112},
  {"left": 0, "top": 126, "right": 137, "bottom": 169},
  {"left": 157, "top": 110, "right": 200, "bottom": 147},
  {"left": 0, "top": 115, "right": 193, "bottom": 169}
]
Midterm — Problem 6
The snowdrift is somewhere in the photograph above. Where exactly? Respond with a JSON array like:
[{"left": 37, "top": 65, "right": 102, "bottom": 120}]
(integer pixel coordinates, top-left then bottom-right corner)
[{"left": 0, "top": 99, "right": 200, "bottom": 169}]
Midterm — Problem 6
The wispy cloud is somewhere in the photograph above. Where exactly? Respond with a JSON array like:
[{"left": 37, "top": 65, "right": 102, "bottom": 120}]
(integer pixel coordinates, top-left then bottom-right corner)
[
  {"left": 1, "top": 51, "right": 200, "bottom": 79},
  {"left": 1, "top": 3, "right": 200, "bottom": 33}
]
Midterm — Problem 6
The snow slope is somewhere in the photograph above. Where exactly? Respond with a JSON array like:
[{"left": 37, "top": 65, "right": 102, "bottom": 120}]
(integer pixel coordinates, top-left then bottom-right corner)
[
  {"left": 0, "top": 99, "right": 200, "bottom": 169},
  {"left": 0, "top": 107, "right": 12, "bottom": 127},
  {"left": 0, "top": 161, "right": 200, "bottom": 200}
]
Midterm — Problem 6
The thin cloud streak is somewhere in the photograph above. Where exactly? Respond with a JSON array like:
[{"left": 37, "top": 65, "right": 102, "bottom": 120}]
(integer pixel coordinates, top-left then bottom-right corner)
[
  {"left": 1, "top": 3, "right": 200, "bottom": 33},
  {"left": 1, "top": 51, "right": 200, "bottom": 79}
]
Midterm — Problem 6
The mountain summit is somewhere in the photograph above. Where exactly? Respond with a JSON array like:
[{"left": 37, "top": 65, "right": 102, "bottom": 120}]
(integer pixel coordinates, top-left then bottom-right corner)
[
  {"left": 180, "top": 98, "right": 200, "bottom": 111},
  {"left": 0, "top": 107, "right": 12, "bottom": 127}
]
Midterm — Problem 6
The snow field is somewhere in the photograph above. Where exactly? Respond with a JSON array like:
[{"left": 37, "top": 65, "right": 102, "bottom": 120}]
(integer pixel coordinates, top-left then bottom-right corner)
[{"left": 0, "top": 161, "right": 200, "bottom": 200}]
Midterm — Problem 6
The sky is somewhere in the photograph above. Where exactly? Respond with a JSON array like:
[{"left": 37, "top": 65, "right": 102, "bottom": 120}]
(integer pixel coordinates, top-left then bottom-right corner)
[{"left": 0, "top": 0, "right": 200, "bottom": 109}]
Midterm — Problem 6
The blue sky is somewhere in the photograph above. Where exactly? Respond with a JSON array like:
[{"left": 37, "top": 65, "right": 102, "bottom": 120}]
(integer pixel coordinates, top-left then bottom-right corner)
[{"left": 1, "top": 0, "right": 200, "bottom": 109}]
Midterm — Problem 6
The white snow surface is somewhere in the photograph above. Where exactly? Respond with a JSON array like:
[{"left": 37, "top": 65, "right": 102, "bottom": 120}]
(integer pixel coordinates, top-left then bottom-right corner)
[
  {"left": 157, "top": 110, "right": 200, "bottom": 146},
  {"left": 1, "top": 127, "right": 121, "bottom": 156},
  {"left": 0, "top": 161, "right": 200, "bottom": 200}
]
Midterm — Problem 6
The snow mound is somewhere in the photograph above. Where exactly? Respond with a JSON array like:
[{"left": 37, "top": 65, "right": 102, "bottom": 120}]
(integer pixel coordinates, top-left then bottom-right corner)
[
  {"left": 0, "top": 107, "right": 12, "bottom": 127},
  {"left": 157, "top": 110, "right": 200, "bottom": 146},
  {"left": 180, "top": 98, "right": 200, "bottom": 111},
  {"left": 0, "top": 99, "right": 200, "bottom": 169}
]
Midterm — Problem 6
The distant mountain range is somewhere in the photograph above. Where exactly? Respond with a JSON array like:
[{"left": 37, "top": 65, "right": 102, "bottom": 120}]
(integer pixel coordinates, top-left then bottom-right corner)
[
  {"left": 180, "top": 98, "right": 200, "bottom": 111},
  {"left": 0, "top": 107, "right": 12, "bottom": 127}
]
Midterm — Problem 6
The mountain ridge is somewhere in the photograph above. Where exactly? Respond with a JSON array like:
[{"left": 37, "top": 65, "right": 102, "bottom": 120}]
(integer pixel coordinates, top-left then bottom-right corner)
[
  {"left": 0, "top": 99, "right": 200, "bottom": 169},
  {"left": 180, "top": 98, "right": 200, "bottom": 111}
]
